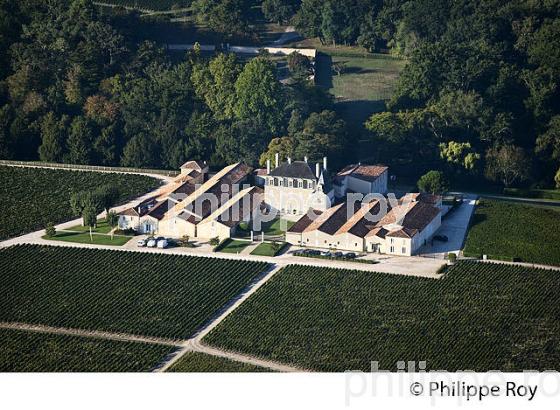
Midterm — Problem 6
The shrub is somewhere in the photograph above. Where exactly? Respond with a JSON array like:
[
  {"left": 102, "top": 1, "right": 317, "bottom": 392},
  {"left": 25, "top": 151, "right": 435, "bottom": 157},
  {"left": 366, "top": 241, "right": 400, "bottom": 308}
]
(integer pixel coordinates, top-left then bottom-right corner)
[
  {"left": 209, "top": 237, "right": 220, "bottom": 247},
  {"left": 45, "top": 222, "right": 56, "bottom": 238},
  {"left": 417, "top": 170, "right": 450, "bottom": 194},
  {"left": 447, "top": 253, "right": 457, "bottom": 263}
]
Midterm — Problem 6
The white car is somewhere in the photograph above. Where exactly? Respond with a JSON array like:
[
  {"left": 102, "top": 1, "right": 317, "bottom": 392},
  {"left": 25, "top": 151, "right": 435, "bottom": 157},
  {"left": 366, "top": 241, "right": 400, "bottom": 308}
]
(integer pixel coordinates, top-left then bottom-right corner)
[
  {"left": 157, "top": 239, "right": 168, "bottom": 249},
  {"left": 137, "top": 239, "right": 147, "bottom": 247},
  {"left": 146, "top": 238, "right": 157, "bottom": 248}
]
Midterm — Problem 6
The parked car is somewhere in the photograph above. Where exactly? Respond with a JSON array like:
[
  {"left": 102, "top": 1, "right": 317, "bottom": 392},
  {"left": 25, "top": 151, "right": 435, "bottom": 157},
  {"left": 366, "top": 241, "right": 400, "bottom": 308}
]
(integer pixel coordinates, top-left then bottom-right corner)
[
  {"left": 333, "top": 251, "right": 344, "bottom": 258},
  {"left": 434, "top": 235, "right": 449, "bottom": 242},
  {"left": 157, "top": 239, "right": 168, "bottom": 249},
  {"left": 321, "top": 251, "right": 332, "bottom": 257},
  {"left": 146, "top": 237, "right": 157, "bottom": 248},
  {"left": 136, "top": 239, "right": 147, "bottom": 247},
  {"left": 345, "top": 252, "right": 357, "bottom": 259}
]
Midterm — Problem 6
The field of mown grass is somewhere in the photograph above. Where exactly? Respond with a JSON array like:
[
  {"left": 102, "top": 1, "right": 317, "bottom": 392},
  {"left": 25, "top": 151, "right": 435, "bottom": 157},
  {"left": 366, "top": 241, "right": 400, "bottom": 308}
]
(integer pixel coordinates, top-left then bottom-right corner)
[
  {"left": 463, "top": 199, "right": 560, "bottom": 266},
  {"left": 0, "top": 166, "right": 159, "bottom": 241},
  {"left": 168, "top": 352, "right": 268, "bottom": 372},
  {"left": 0, "top": 245, "right": 269, "bottom": 339},
  {"left": 205, "top": 262, "right": 560, "bottom": 372},
  {"left": 0, "top": 328, "right": 174, "bottom": 372}
]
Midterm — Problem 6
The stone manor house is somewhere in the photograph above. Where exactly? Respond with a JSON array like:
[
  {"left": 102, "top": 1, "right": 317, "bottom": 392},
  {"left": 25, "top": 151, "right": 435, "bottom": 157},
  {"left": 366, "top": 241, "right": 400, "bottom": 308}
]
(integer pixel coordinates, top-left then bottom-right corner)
[{"left": 118, "top": 157, "right": 441, "bottom": 256}]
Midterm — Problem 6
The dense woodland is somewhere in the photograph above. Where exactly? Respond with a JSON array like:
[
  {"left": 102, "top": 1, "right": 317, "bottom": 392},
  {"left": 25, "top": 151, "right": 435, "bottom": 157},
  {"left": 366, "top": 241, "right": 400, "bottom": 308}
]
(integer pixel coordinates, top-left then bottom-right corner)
[{"left": 0, "top": 0, "right": 559, "bottom": 189}]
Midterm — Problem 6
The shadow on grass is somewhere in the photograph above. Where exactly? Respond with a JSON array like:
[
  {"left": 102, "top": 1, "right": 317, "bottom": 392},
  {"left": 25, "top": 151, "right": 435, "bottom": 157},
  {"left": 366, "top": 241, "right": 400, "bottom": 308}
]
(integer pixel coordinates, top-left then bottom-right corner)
[
  {"left": 314, "top": 53, "right": 333, "bottom": 89},
  {"left": 334, "top": 99, "right": 387, "bottom": 127}
]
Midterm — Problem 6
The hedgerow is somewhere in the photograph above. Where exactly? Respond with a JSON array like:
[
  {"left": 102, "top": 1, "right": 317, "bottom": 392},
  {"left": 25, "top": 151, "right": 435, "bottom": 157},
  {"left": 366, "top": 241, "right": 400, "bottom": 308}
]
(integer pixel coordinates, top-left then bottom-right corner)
[
  {"left": 0, "top": 166, "right": 159, "bottom": 240},
  {"left": 205, "top": 262, "right": 560, "bottom": 372},
  {"left": 0, "top": 245, "right": 269, "bottom": 339}
]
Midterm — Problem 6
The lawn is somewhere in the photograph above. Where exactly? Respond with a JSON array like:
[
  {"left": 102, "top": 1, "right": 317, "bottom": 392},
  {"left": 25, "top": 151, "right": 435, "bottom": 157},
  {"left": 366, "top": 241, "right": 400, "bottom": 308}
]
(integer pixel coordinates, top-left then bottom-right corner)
[
  {"left": 215, "top": 238, "right": 251, "bottom": 254},
  {"left": 236, "top": 218, "right": 295, "bottom": 238},
  {"left": 0, "top": 166, "right": 159, "bottom": 241},
  {"left": 0, "top": 328, "right": 174, "bottom": 372},
  {"left": 314, "top": 53, "right": 405, "bottom": 125},
  {"left": 168, "top": 352, "right": 268, "bottom": 372},
  {"left": 0, "top": 245, "right": 269, "bottom": 339},
  {"left": 250, "top": 242, "right": 287, "bottom": 257},
  {"left": 66, "top": 218, "right": 115, "bottom": 234},
  {"left": 463, "top": 199, "right": 560, "bottom": 266},
  {"left": 205, "top": 262, "right": 560, "bottom": 372},
  {"left": 42, "top": 231, "right": 132, "bottom": 246}
]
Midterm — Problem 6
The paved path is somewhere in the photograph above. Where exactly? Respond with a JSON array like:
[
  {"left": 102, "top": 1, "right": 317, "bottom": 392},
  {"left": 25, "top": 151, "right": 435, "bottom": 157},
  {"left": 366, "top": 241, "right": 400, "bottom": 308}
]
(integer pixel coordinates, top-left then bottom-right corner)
[
  {"left": 0, "top": 322, "right": 182, "bottom": 347},
  {"left": 270, "top": 26, "right": 301, "bottom": 46},
  {"left": 418, "top": 193, "right": 478, "bottom": 258}
]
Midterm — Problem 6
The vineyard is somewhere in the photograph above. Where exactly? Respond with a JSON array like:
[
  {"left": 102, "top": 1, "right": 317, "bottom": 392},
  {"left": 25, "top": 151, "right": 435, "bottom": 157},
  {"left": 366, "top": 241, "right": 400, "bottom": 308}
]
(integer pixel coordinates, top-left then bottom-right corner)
[
  {"left": 0, "top": 166, "right": 159, "bottom": 241},
  {"left": 0, "top": 328, "right": 174, "bottom": 372},
  {"left": 95, "top": 0, "right": 191, "bottom": 11},
  {"left": 463, "top": 199, "right": 560, "bottom": 266},
  {"left": 168, "top": 352, "right": 268, "bottom": 372},
  {"left": 0, "top": 245, "right": 270, "bottom": 339},
  {"left": 205, "top": 262, "right": 560, "bottom": 372}
]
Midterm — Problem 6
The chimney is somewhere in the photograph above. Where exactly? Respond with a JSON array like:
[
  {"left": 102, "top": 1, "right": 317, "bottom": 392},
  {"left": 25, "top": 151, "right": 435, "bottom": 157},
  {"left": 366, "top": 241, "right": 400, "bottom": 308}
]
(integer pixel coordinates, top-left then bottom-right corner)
[
  {"left": 323, "top": 156, "right": 327, "bottom": 170},
  {"left": 288, "top": 157, "right": 292, "bottom": 164},
  {"left": 275, "top": 152, "right": 279, "bottom": 168},
  {"left": 304, "top": 156, "right": 308, "bottom": 163},
  {"left": 315, "top": 163, "right": 320, "bottom": 179},
  {"left": 266, "top": 159, "right": 271, "bottom": 174}
]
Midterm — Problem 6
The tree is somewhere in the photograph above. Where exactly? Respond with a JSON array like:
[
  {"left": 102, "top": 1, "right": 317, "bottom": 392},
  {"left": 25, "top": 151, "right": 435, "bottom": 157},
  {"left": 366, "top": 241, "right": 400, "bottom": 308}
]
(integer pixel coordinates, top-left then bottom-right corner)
[
  {"left": 417, "top": 170, "right": 449, "bottom": 194},
  {"left": 191, "top": 53, "right": 241, "bottom": 120},
  {"left": 234, "top": 57, "right": 284, "bottom": 135},
  {"left": 556, "top": 168, "right": 560, "bottom": 189},
  {"left": 66, "top": 116, "right": 94, "bottom": 164},
  {"left": 293, "top": 110, "right": 348, "bottom": 168},
  {"left": 259, "top": 137, "right": 297, "bottom": 167},
  {"left": 82, "top": 204, "right": 98, "bottom": 241},
  {"left": 484, "top": 145, "right": 531, "bottom": 188},
  {"left": 262, "top": 0, "right": 299, "bottom": 24},
  {"left": 38, "top": 113, "right": 67, "bottom": 162},
  {"left": 95, "top": 185, "right": 120, "bottom": 215},
  {"left": 287, "top": 52, "right": 311, "bottom": 82},
  {"left": 106, "top": 210, "right": 119, "bottom": 240},
  {"left": 45, "top": 222, "right": 56, "bottom": 238},
  {"left": 439, "top": 141, "right": 480, "bottom": 171},
  {"left": 121, "top": 133, "right": 159, "bottom": 168},
  {"left": 193, "top": 0, "right": 252, "bottom": 37}
]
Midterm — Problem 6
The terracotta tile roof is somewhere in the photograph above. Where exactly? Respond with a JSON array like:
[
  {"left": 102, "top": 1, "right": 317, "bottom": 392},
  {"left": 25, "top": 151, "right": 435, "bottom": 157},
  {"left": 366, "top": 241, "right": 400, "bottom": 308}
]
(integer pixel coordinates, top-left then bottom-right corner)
[
  {"left": 303, "top": 203, "right": 344, "bottom": 233},
  {"left": 180, "top": 160, "right": 207, "bottom": 170},
  {"left": 288, "top": 210, "right": 323, "bottom": 233},
  {"left": 216, "top": 187, "right": 264, "bottom": 228},
  {"left": 335, "top": 200, "right": 379, "bottom": 236},
  {"left": 336, "top": 164, "right": 388, "bottom": 183}
]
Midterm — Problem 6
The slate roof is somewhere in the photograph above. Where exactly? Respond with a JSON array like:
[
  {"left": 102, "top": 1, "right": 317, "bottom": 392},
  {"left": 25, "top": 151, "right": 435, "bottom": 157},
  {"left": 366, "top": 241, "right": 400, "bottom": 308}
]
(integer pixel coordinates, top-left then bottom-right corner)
[{"left": 268, "top": 161, "right": 316, "bottom": 179}]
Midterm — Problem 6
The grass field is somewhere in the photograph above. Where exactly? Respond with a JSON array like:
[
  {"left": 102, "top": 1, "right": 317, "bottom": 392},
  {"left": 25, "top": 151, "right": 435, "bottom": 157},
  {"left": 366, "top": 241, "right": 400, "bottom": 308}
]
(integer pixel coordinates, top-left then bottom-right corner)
[
  {"left": 250, "top": 242, "right": 286, "bottom": 256},
  {"left": 0, "top": 328, "right": 174, "bottom": 372},
  {"left": 0, "top": 166, "right": 159, "bottom": 241},
  {"left": 236, "top": 218, "right": 295, "bottom": 238},
  {"left": 216, "top": 239, "right": 251, "bottom": 254},
  {"left": 0, "top": 245, "right": 269, "bottom": 339},
  {"left": 463, "top": 199, "right": 560, "bottom": 266},
  {"left": 66, "top": 218, "right": 114, "bottom": 234},
  {"left": 314, "top": 53, "right": 405, "bottom": 126},
  {"left": 205, "top": 262, "right": 560, "bottom": 372},
  {"left": 42, "top": 231, "right": 132, "bottom": 246},
  {"left": 168, "top": 352, "right": 268, "bottom": 372}
]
